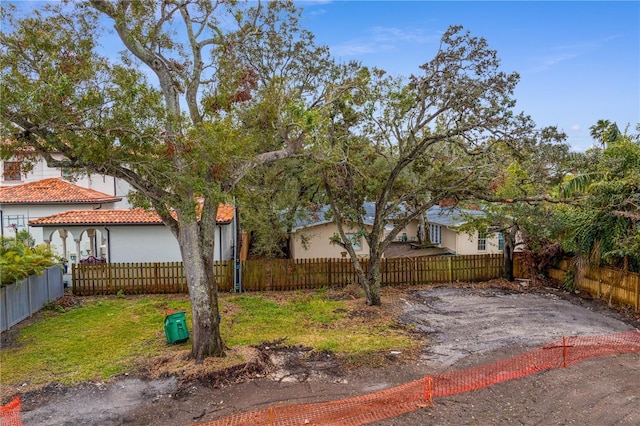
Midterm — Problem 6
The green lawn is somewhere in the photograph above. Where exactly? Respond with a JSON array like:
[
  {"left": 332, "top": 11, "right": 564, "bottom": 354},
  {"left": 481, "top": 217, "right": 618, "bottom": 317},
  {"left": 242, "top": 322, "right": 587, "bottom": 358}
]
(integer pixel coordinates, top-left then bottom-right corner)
[{"left": 0, "top": 290, "right": 418, "bottom": 388}]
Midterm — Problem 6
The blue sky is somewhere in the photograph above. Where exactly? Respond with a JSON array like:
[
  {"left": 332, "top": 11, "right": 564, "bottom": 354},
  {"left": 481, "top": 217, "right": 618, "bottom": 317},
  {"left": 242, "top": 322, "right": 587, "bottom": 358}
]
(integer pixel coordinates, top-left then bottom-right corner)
[
  {"left": 8, "top": 1, "right": 639, "bottom": 152},
  {"left": 298, "top": 1, "right": 640, "bottom": 151}
]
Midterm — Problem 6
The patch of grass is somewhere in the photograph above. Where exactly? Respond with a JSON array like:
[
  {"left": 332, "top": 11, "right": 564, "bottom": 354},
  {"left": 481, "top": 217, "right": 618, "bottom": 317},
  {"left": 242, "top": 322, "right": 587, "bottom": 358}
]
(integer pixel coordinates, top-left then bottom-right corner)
[
  {"left": 1, "top": 290, "right": 418, "bottom": 389},
  {"left": 223, "top": 293, "right": 417, "bottom": 356},
  {"left": 1, "top": 297, "right": 189, "bottom": 386},
  {"left": 222, "top": 293, "right": 350, "bottom": 346}
]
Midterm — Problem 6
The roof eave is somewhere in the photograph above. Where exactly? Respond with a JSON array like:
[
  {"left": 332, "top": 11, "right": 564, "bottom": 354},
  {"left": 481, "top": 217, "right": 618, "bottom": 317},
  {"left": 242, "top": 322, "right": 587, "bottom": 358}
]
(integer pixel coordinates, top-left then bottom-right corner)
[
  {"left": 29, "top": 221, "right": 164, "bottom": 227},
  {"left": 1, "top": 199, "right": 122, "bottom": 205}
]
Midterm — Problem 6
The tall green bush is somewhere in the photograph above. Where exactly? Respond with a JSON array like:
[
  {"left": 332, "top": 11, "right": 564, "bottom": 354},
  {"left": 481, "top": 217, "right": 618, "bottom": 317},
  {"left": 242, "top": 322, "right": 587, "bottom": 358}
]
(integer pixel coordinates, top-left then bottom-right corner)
[{"left": 0, "top": 230, "right": 61, "bottom": 286}]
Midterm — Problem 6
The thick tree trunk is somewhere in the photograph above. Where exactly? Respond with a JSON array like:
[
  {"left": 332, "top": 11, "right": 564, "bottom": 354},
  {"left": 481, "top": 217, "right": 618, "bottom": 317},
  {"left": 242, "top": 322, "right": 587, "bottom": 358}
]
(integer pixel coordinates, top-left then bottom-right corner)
[
  {"left": 355, "top": 256, "right": 382, "bottom": 306},
  {"left": 349, "top": 255, "right": 381, "bottom": 306},
  {"left": 503, "top": 232, "right": 516, "bottom": 282},
  {"left": 365, "top": 257, "right": 382, "bottom": 306},
  {"left": 179, "top": 222, "right": 224, "bottom": 362}
]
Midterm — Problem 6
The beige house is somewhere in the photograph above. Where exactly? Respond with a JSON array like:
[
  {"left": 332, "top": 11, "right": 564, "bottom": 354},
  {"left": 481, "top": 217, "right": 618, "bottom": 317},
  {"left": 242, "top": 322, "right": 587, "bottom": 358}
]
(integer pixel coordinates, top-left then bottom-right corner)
[
  {"left": 427, "top": 205, "right": 503, "bottom": 255},
  {"left": 289, "top": 204, "right": 421, "bottom": 260},
  {"left": 289, "top": 204, "right": 505, "bottom": 260},
  {"left": 290, "top": 221, "right": 379, "bottom": 259}
]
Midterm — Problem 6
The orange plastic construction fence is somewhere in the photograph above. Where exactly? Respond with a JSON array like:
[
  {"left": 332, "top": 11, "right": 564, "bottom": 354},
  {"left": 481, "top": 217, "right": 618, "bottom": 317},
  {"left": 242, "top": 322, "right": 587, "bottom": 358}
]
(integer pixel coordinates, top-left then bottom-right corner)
[
  {"left": 0, "top": 396, "right": 22, "bottom": 426},
  {"left": 199, "top": 329, "right": 640, "bottom": 426}
]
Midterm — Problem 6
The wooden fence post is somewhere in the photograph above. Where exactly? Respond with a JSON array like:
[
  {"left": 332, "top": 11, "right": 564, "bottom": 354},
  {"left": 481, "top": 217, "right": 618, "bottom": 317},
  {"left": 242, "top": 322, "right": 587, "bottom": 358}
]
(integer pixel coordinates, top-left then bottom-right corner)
[{"left": 635, "top": 274, "right": 639, "bottom": 313}]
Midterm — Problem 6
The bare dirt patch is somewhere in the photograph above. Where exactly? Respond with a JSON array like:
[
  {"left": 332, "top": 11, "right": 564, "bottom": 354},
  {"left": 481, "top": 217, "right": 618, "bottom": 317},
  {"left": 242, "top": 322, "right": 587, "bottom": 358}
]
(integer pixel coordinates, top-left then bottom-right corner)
[{"left": 8, "top": 281, "right": 640, "bottom": 426}]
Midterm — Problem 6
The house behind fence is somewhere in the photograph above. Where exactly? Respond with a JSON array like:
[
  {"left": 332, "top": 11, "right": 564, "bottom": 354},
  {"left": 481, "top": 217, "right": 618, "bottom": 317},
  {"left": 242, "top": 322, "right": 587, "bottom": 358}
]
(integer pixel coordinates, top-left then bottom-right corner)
[
  {"left": 1, "top": 266, "right": 64, "bottom": 332},
  {"left": 71, "top": 254, "right": 640, "bottom": 314},
  {"left": 72, "top": 254, "right": 505, "bottom": 296}
]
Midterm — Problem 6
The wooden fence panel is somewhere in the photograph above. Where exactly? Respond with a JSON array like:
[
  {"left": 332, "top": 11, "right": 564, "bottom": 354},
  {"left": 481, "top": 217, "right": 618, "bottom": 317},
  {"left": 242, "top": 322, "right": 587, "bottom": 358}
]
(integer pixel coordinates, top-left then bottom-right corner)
[
  {"left": 72, "top": 254, "right": 509, "bottom": 296},
  {"left": 241, "top": 260, "right": 267, "bottom": 291},
  {"left": 547, "top": 259, "right": 639, "bottom": 312},
  {"left": 428, "top": 257, "right": 450, "bottom": 283},
  {"left": 324, "top": 258, "right": 359, "bottom": 287},
  {"left": 271, "top": 260, "right": 286, "bottom": 291},
  {"left": 73, "top": 262, "right": 189, "bottom": 295},
  {"left": 548, "top": 267, "right": 566, "bottom": 283},
  {"left": 633, "top": 273, "right": 640, "bottom": 312},
  {"left": 292, "top": 259, "right": 328, "bottom": 290},
  {"left": 214, "top": 261, "right": 233, "bottom": 292},
  {"left": 593, "top": 266, "right": 638, "bottom": 309}
]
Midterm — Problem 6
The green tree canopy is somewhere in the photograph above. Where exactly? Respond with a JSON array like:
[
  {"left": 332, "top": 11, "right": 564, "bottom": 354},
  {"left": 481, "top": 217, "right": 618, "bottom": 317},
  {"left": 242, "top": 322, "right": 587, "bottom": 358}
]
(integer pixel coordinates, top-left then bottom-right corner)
[
  {"left": 0, "top": 0, "right": 339, "bottom": 361},
  {"left": 459, "top": 132, "right": 572, "bottom": 281},
  {"left": 317, "top": 26, "right": 557, "bottom": 305},
  {"left": 559, "top": 125, "right": 640, "bottom": 270}
]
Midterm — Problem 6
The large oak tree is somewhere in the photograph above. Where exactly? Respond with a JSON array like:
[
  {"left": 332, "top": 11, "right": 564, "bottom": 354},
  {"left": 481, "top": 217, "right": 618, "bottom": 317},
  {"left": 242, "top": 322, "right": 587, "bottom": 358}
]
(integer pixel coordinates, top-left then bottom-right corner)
[
  {"left": 318, "top": 26, "right": 552, "bottom": 305},
  {"left": 0, "top": 0, "right": 336, "bottom": 361}
]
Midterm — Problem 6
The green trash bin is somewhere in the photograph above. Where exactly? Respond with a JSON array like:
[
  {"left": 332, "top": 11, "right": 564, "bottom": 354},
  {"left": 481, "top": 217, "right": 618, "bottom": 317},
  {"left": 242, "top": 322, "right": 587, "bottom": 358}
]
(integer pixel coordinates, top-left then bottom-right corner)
[{"left": 164, "top": 311, "right": 189, "bottom": 344}]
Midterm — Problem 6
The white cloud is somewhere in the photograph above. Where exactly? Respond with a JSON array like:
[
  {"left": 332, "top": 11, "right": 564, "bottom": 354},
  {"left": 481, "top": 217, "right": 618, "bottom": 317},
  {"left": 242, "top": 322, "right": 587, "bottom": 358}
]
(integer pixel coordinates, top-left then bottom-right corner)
[
  {"left": 370, "top": 26, "right": 440, "bottom": 44},
  {"left": 571, "top": 124, "right": 581, "bottom": 132},
  {"left": 532, "top": 52, "right": 579, "bottom": 72},
  {"left": 331, "top": 26, "right": 439, "bottom": 58},
  {"left": 332, "top": 42, "right": 381, "bottom": 56},
  {"left": 531, "top": 34, "right": 622, "bottom": 72}
]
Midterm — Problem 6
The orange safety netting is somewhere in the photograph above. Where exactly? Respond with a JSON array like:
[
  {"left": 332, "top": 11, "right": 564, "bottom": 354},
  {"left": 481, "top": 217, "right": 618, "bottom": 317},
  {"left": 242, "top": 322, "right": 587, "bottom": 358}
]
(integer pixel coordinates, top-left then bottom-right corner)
[
  {"left": 2, "top": 331, "right": 638, "bottom": 426},
  {"left": 0, "top": 396, "right": 22, "bottom": 426},
  {"left": 198, "top": 330, "right": 640, "bottom": 426}
]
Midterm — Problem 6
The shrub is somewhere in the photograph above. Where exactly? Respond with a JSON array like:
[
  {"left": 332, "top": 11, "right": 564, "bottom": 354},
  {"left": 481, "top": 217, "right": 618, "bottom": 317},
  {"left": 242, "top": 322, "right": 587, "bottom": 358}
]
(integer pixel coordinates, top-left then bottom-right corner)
[{"left": 0, "top": 230, "right": 61, "bottom": 286}]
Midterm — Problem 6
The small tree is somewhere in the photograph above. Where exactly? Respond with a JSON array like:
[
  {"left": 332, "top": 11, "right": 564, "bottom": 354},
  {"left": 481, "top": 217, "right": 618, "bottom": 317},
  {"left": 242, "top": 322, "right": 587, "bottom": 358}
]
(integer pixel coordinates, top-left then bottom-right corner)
[{"left": 237, "top": 157, "right": 323, "bottom": 258}]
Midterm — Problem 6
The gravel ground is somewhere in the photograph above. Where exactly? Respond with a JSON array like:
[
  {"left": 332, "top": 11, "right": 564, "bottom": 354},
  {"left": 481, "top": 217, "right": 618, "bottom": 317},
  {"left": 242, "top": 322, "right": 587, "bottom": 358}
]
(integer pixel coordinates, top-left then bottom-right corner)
[{"left": 12, "top": 284, "right": 640, "bottom": 426}]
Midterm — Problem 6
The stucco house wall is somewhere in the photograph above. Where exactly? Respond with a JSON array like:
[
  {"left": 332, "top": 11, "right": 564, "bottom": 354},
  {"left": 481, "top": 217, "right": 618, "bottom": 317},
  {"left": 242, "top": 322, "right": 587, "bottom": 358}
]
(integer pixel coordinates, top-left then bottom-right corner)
[
  {"left": 426, "top": 205, "right": 504, "bottom": 256},
  {"left": 108, "top": 224, "right": 232, "bottom": 263},
  {"left": 291, "top": 222, "right": 371, "bottom": 259},
  {"left": 454, "top": 231, "right": 502, "bottom": 255},
  {"left": 1, "top": 154, "right": 132, "bottom": 208},
  {"left": 389, "top": 220, "right": 420, "bottom": 242},
  {"left": 107, "top": 226, "right": 183, "bottom": 263},
  {"left": 430, "top": 225, "right": 502, "bottom": 255},
  {"left": 439, "top": 227, "right": 459, "bottom": 253},
  {"left": 216, "top": 222, "right": 236, "bottom": 261},
  {"left": 37, "top": 222, "right": 232, "bottom": 264}
]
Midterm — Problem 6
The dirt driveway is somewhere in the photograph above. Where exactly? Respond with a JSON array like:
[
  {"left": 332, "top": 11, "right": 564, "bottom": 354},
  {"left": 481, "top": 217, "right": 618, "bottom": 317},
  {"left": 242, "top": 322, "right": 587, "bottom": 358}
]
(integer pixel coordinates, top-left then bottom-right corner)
[{"left": 15, "top": 284, "right": 640, "bottom": 425}]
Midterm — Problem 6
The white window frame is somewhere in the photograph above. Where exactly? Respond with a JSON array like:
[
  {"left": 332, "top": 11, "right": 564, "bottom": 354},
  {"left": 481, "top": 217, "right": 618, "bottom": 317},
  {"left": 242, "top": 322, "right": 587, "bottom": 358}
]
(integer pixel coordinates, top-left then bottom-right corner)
[
  {"left": 3, "top": 214, "right": 26, "bottom": 231},
  {"left": 477, "top": 232, "right": 487, "bottom": 251},
  {"left": 429, "top": 224, "right": 441, "bottom": 245},
  {"left": 498, "top": 232, "right": 504, "bottom": 250}
]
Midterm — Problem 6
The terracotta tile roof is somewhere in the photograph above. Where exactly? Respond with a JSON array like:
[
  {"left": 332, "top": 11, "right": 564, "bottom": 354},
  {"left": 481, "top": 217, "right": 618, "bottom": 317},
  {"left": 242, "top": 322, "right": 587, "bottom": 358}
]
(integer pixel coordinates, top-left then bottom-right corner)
[
  {"left": 29, "top": 209, "right": 163, "bottom": 226},
  {"left": 0, "top": 178, "right": 121, "bottom": 204},
  {"left": 29, "top": 204, "right": 235, "bottom": 226},
  {"left": 216, "top": 204, "right": 235, "bottom": 223}
]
